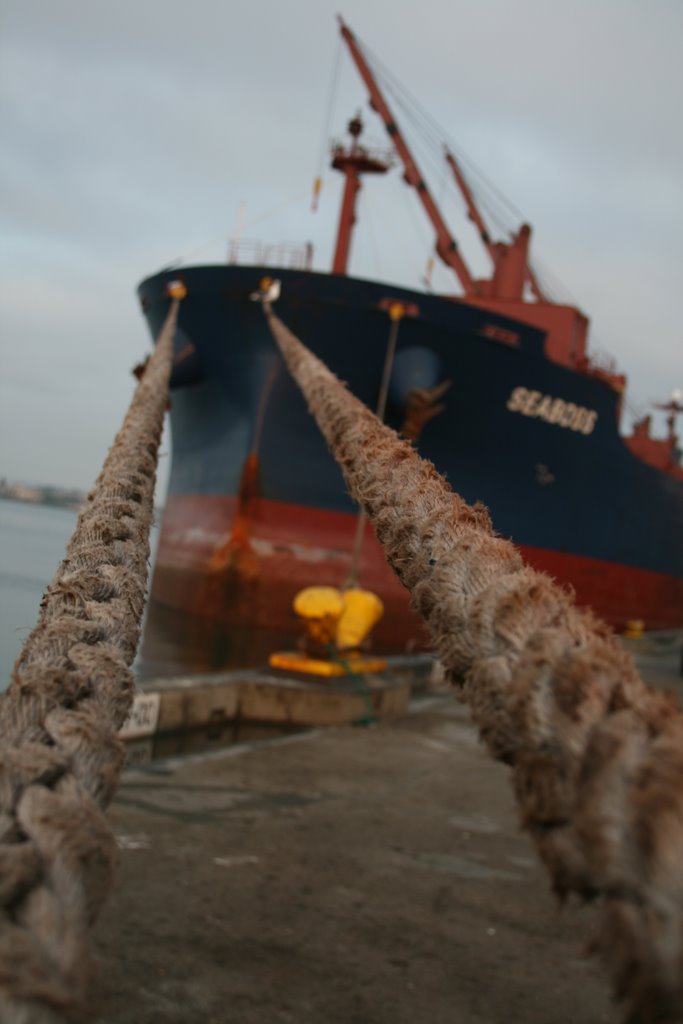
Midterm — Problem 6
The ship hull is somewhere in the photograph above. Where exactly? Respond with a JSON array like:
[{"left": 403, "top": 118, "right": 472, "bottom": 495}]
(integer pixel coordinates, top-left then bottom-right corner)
[{"left": 138, "top": 265, "right": 683, "bottom": 665}]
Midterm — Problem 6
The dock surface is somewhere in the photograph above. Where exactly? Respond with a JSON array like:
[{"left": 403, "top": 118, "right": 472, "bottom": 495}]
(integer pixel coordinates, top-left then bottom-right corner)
[
  {"left": 97, "top": 643, "right": 680, "bottom": 1023},
  {"left": 97, "top": 705, "right": 613, "bottom": 1022}
]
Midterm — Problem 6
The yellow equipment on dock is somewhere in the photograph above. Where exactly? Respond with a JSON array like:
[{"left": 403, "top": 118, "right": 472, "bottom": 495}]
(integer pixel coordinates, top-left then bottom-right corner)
[{"left": 269, "top": 585, "right": 387, "bottom": 677}]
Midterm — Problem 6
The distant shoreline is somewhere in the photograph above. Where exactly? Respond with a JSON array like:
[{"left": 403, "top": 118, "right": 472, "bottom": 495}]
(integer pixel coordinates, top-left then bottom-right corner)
[
  {"left": 0, "top": 492, "right": 83, "bottom": 512},
  {"left": 0, "top": 492, "right": 164, "bottom": 516}
]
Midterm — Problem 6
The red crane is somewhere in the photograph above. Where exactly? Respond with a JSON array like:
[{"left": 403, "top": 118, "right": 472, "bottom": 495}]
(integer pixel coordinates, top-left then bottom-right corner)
[
  {"left": 338, "top": 18, "right": 546, "bottom": 305},
  {"left": 338, "top": 16, "right": 476, "bottom": 296},
  {"left": 335, "top": 18, "right": 601, "bottom": 375},
  {"left": 443, "top": 147, "right": 546, "bottom": 302}
]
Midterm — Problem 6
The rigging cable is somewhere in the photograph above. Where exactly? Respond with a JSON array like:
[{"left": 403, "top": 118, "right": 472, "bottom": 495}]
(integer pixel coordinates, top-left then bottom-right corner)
[
  {"left": 358, "top": 34, "right": 524, "bottom": 225},
  {"left": 248, "top": 188, "right": 312, "bottom": 226},
  {"left": 353, "top": 30, "right": 582, "bottom": 303},
  {"left": 313, "top": 32, "right": 343, "bottom": 211},
  {"left": 359, "top": 44, "right": 522, "bottom": 250}
]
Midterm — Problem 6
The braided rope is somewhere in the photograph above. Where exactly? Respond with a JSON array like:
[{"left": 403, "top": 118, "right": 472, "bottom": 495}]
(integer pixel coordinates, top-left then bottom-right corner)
[
  {"left": 266, "top": 305, "right": 683, "bottom": 1023},
  {"left": 0, "top": 299, "right": 178, "bottom": 1022}
]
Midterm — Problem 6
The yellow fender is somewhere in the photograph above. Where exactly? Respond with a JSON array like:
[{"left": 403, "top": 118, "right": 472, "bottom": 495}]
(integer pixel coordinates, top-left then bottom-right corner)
[
  {"left": 336, "top": 588, "right": 384, "bottom": 650},
  {"left": 293, "top": 586, "right": 345, "bottom": 648}
]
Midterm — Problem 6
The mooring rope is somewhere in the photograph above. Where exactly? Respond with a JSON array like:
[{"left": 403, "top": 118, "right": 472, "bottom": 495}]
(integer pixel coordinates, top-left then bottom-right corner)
[
  {"left": 346, "top": 306, "right": 402, "bottom": 588},
  {"left": 0, "top": 297, "right": 178, "bottom": 1023},
  {"left": 264, "top": 303, "right": 683, "bottom": 1023}
]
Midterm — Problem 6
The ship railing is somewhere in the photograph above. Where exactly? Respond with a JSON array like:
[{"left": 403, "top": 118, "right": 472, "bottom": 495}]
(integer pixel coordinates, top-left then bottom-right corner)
[
  {"left": 579, "top": 346, "right": 626, "bottom": 395},
  {"left": 330, "top": 138, "right": 395, "bottom": 166},
  {"left": 227, "top": 239, "right": 314, "bottom": 270},
  {"left": 586, "top": 347, "right": 618, "bottom": 377}
]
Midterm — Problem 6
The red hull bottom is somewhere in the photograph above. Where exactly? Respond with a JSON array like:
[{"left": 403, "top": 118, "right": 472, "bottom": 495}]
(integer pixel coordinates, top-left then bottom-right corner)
[{"left": 149, "top": 495, "right": 683, "bottom": 652}]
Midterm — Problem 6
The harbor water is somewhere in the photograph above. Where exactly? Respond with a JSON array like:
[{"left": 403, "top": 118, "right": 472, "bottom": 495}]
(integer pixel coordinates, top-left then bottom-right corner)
[
  {"left": 0, "top": 500, "right": 78, "bottom": 684},
  {"left": 0, "top": 499, "right": 168, "bottom": 685}
]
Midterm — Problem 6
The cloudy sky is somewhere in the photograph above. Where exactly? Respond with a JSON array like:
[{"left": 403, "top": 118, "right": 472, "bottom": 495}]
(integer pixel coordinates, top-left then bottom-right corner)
[{"left": 1, "top": 0, "right": 681, "bottom": 496}]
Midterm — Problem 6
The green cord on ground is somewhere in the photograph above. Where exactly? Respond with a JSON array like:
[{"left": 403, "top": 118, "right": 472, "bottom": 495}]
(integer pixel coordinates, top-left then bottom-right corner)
[{"left": 327, "top": 647, "right": 380, "bottom": 726}]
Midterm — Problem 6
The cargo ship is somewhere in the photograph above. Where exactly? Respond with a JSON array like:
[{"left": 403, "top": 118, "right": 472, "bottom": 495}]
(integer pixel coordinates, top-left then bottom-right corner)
[{"left": 137, "top": 18, "right": 683, "bottom": 669}]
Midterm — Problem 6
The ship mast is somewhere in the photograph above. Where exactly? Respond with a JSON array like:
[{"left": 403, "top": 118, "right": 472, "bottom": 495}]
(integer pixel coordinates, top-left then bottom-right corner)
[
  {"left": 331, "top": 114, "right": 390, "bottom": 275},
  {"left": 655, "top": 392, "right": 683, "bottom": 460},
  {"left": 338, "top": 16, "right": 476, "bottom": 296}
]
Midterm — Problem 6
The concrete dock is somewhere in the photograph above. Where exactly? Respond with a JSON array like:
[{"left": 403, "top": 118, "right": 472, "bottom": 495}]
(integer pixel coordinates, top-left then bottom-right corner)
[{"left": 96, "top": 643, "right": 680, "bottom": 1023}]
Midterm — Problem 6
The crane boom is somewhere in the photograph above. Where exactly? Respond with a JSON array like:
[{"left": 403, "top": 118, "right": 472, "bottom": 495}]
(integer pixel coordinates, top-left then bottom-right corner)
[
  {"left": 443, "top": 147, "right": 495, "bottom": 260},
  {"left": 338, "top": 18, "right": 475, "bottom": 296},
  {"left": 444, "top": 146, "right": 547, "bottom": 303}
]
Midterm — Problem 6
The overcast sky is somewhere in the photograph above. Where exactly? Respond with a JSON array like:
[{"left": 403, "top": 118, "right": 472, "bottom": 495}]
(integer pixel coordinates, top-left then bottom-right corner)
[{"left": 1, "top": 0, "right": 681, "bottom": 495}]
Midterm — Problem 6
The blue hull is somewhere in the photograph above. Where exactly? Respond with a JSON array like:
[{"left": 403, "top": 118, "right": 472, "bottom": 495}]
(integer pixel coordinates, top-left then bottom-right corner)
[{"left": 138, "top": 264, "right": 683, "bottom": 630}]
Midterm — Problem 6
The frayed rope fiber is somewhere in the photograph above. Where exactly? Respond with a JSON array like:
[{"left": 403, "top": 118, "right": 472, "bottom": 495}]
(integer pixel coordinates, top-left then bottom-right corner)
[
  {"left": 0, "top": 299, "right": 177, "bottom": 1023},
  {"left": 265, "top": 303, "right": 683, "bottom": 1024}
]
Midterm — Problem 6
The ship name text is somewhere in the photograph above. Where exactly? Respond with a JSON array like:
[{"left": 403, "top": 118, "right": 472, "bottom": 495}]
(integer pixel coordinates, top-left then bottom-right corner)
[{"left": 506, "top": 387, "right": 598, "bottom": 435}]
